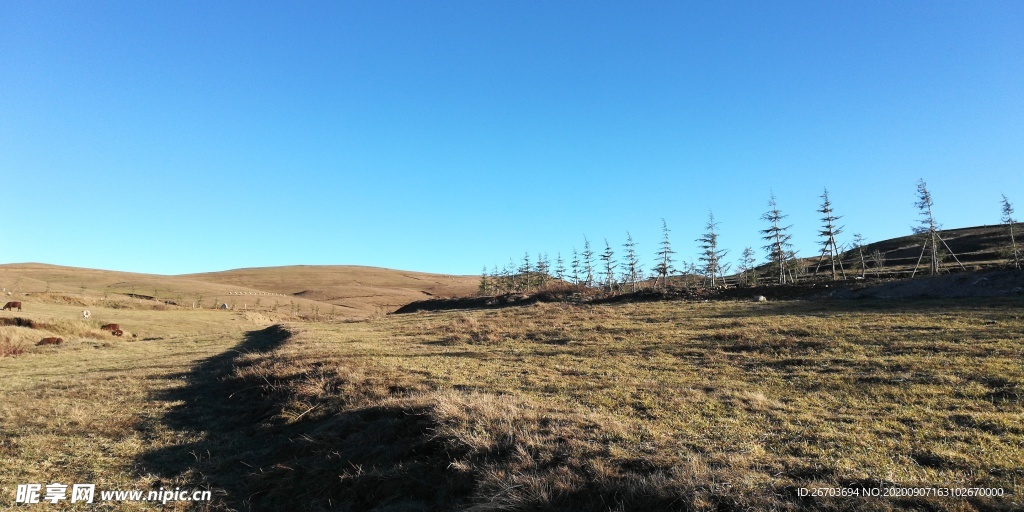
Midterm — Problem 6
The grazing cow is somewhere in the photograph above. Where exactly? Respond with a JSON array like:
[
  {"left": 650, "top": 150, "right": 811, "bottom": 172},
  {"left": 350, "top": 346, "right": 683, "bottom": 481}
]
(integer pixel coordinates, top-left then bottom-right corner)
[
  {"left": 100, "top": 323, "right": 120, "bottom": 332},
  {"left": 2, "top": 301, "right": 22, "bottom": 311},
  {"left": 111, "top": 329, "right": 124, "bottom": 337},
  {"left": 37, "top": 337, "right": 63, "bottom": 346}
]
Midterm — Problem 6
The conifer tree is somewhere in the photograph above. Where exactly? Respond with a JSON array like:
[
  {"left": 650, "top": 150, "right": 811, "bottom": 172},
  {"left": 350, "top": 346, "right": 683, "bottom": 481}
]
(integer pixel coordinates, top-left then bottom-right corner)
[
  {"left": 507, "top": 258, "right": 518, "bottom": 292},
  {"left": 653, "top": 219, "right": 676, "bottom": 289},
  {"left": 519, "top": 252, "right": 533, "bottom": 291},
  {"left": 911, "top": 179, "right": 964, "bottom": 276},
  {"left": 555, "top": 253, "right": 566, "bottom": 282},
  {"left": 478, "top": 266, "right": 490, "bottom": 296},
  {"left": 492, "top": 265, "right": 502, "bottom": 294},
  {"left": 697, "top": 210, "right": 728, "bottom": 287},
  {"left": 760, "top": 193, "right": 794, "bottom": 284},
  {"left": 570, "top": 248, "right": 581, "bottom": 286},
  {"left": 852, "top": 234, "right": 868, "bottom": 278},
  {"left": 1001, "top": 194, "right": 1021, "bottom": 270},
  {"left": 912, "top": 180, "right": 941, "bottom": 276},
  {"left": 537, "top": 253, "right": 550, "bottom": 288},
  {"left": 622, "top": 232, "right": 641, "bottom": 292},
  {"left": 739, "top": 247, "right": 757, "bottom": 285},
  {"left": 582, "top": 237, "right": 595, "bottom": 288},
  {"left": 814, "top": 188, "right": 845, "bottom": 280},
  {"left": 601, "top": 239, "right": 617, "bottom": 292}
]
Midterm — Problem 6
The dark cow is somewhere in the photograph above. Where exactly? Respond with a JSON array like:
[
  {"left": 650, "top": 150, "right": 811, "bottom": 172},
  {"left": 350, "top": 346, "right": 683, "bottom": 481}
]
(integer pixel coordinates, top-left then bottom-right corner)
[
  {"left": 2, "top": 301, "right": 22, "bottom": 312},
  {"left": 100, "top": 323, "right": 121, "bottom": 332},
  {"left": 111, "top": 329, "right": 124, "bottom": 337},
  {"left": 37, "top": 337, "right": 63, "bottom": 346}
]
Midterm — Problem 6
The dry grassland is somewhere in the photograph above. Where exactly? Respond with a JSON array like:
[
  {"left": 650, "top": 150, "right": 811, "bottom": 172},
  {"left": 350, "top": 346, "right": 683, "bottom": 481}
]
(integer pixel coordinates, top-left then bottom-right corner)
[
  {"left": 0, "top": 263, "right": 478, "bottom": 320},
  {"left": 1, "top": 297, "right": 1022, "bottom": 511},
  {"left": 183, "top": 265, "right": 479, "bottom": 313}
]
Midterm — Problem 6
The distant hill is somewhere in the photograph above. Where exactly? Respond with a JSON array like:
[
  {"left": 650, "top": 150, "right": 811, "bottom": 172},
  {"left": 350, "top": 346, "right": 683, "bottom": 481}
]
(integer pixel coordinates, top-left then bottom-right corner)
[
  {"left": 1, "top": 223, "right": 1017, "bottom": 316},
  {"left": 183, "top": 265, "right": 478, "bottom": 313},
  {"left": 0, "top": 263, "right": 477, "bottom": 318}
]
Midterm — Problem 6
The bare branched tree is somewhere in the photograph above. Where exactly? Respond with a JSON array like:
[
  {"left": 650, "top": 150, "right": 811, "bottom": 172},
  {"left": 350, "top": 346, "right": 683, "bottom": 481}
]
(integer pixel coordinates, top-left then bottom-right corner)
[
  {"left": 868, "top": 249, "right": 886, "bottom": 277},
  {"left": 685, "top": 260, "right": 699, "bottom": 289}
]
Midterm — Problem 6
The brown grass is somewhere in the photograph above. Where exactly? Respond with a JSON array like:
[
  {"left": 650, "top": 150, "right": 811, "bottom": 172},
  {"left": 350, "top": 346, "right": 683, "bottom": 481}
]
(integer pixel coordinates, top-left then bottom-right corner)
[
  {"left": 0, "top": 262, "right": 479, "bottom": 319},
  {"left": 0, "top": 334, "right": 26, "bottom": 357},
  {"left": 1, "top": 295, "right": 1021, "bottom": 510},
  {"left": 182, "top": 264, "right": 479, "bottom": 313},
  {"left": 138, "top": 298, "right": 1020, "bottom": 511}
]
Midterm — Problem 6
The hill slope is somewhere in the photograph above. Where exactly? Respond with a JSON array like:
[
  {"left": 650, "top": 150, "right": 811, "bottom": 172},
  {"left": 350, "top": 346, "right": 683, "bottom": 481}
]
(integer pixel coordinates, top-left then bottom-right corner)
[
  {"left": 0, "top": 263, "right": 478, "bottom": 318},
  {"left": 836, "top": 223, "right": 1020, "bottom": 275},
  {"left": 1, "top": 222, "right": 1016, "bottom": 316},
  {"left": 183, "top": 265, "right": 478, "bottom": 312}
]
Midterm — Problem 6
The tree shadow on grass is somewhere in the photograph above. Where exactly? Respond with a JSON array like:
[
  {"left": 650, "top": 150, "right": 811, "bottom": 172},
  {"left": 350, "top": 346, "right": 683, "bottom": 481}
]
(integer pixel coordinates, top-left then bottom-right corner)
[
  {"left": 137, "top": 325, "right": 293, "bottom": 509},
  {"left": 137, "top": 324, "right": 474, "bottom": 512}
]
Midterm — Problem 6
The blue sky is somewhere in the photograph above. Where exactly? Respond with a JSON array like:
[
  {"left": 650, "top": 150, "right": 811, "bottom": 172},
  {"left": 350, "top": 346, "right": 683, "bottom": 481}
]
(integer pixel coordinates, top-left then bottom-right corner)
[{"left": 2, "top": 1, "right": 1022, "bottom": 276}]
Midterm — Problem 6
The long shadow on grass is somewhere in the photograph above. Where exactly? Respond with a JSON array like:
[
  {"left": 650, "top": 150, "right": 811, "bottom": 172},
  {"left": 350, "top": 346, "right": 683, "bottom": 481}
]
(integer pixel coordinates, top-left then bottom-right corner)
[
  {"left": 138, "top": 324, "right": 474, "bottom": 511},
  {"left": 137, "top": 325, "right": 293, "bottom": 509}
]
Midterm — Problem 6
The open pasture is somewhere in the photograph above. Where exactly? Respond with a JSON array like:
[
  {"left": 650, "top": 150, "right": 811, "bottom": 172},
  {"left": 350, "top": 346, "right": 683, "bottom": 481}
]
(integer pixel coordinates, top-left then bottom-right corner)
[{"left": 1, "top": 296, "right": 1021, "bottom": 510}]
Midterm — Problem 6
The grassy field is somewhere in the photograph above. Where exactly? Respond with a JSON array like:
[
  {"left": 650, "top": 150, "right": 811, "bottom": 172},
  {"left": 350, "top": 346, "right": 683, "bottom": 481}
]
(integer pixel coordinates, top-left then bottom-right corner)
[{"left": 1, "top": 295, "right": 1021, "bottom": 511}]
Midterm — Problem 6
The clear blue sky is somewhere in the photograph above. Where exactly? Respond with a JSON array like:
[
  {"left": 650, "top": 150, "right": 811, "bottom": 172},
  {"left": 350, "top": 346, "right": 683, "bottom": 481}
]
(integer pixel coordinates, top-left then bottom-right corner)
[{"left": 2, "top": 1, "right": 1022, "bottom": 276}]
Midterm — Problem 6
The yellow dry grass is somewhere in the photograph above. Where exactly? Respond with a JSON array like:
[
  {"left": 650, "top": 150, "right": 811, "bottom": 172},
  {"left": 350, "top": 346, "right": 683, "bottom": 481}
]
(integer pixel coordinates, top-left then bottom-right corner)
[
  {"left": 0, "top": 293, "right": 1021, "bottom": 511},
  {"left": 183, "top": 264, "right": 479, "bottom": 311},
  {"left": 0, "top": 263, "right": 478, "bottom": 320},
  {"left": 270, "top": 299, "right": 1022, "bottom": 510}
]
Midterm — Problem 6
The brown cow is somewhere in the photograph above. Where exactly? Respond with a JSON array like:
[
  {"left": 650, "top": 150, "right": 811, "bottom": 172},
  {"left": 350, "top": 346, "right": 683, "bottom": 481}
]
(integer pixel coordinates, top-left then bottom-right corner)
[
  {"left": 37, "top": 337, "right": 63, "bottom": 346},
  {"left": 111, "top": 329, "right": 124, "bottom": 337},
  {"left": 100, "top": 323, "right": 120, "bottom": 332},
  {"left": 2, "top": 301, "right": 21, "bottom": 311}
]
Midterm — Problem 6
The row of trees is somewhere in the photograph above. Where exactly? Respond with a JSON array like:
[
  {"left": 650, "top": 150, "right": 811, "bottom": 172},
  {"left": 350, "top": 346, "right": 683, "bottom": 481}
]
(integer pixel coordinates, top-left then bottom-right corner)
[{"left": 479, "top": 181, "right": 1021, "bottom": 296}]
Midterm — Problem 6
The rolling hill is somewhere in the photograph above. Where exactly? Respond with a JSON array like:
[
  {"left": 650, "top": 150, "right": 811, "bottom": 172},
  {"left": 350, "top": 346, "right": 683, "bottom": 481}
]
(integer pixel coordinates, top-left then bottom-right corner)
[
  {"left": 182, "top": 265, "right": 478, "bottom": 313},
  {"left": 0, "top": 263, "right": 477, "bottom": 318},
  {"left": 0, "top": 222, "right": 1017, "bottom": 318}
]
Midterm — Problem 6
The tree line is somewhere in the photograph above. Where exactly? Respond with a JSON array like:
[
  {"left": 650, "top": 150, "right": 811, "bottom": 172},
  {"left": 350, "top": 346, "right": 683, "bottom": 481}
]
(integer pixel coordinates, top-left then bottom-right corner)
[{"left": 479, "top": 180, "right": 1022, "bottom": 296}]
